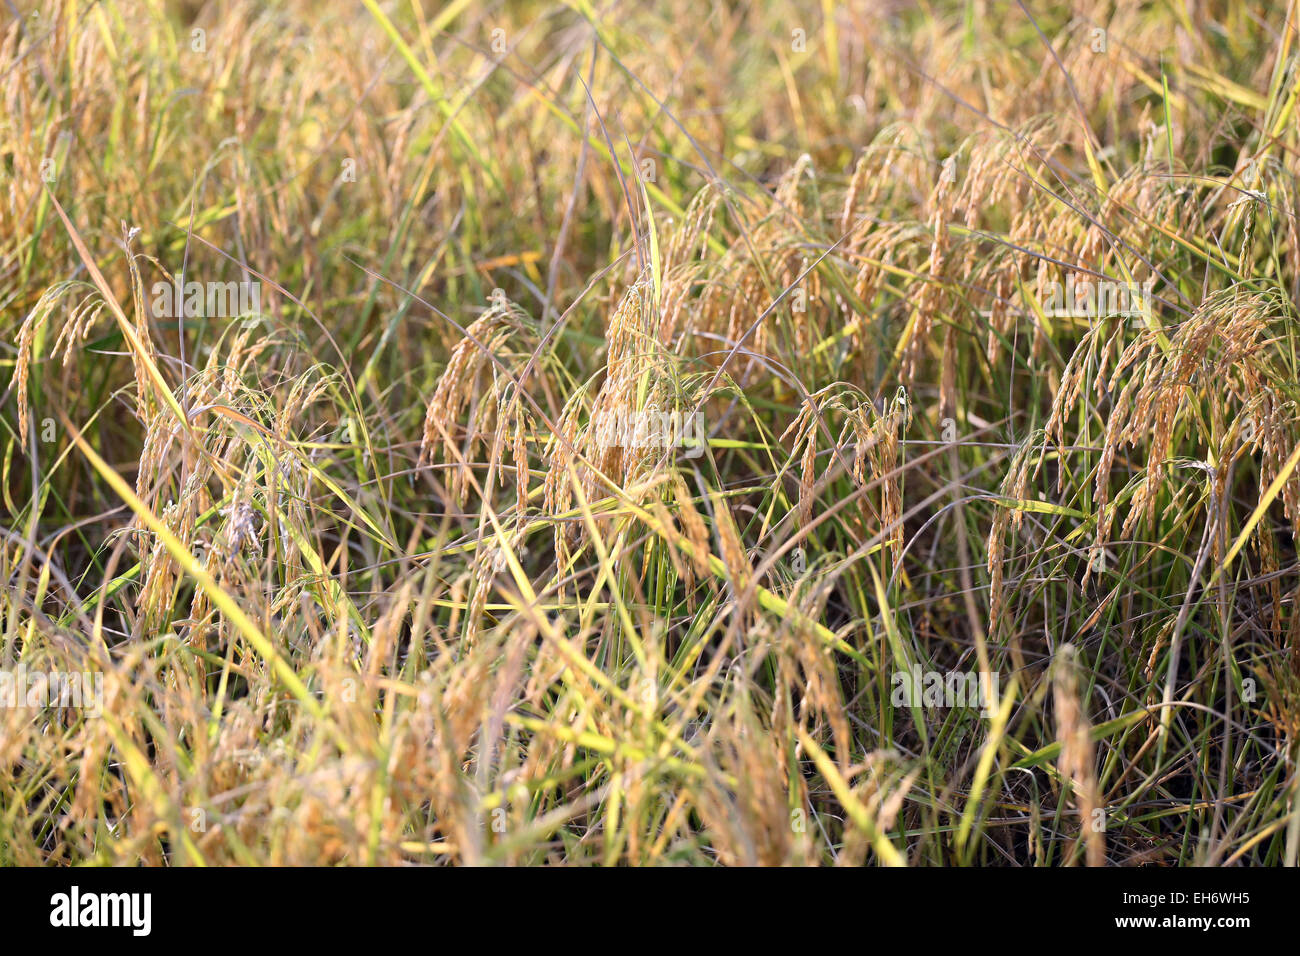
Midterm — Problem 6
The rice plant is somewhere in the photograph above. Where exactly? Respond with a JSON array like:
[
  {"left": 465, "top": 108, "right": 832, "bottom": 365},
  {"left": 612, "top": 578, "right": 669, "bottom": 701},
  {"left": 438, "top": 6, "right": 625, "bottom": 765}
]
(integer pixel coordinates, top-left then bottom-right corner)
[{"left": 3, "top": 0, "right": 1299, "bottom": 866}]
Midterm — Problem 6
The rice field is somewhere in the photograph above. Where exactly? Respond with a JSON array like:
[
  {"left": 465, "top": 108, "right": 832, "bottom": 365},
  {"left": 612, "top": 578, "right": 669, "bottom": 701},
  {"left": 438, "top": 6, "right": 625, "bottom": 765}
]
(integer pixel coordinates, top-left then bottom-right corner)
[{"left": 3, "top": 0, "right": 1300, "bottom": 866}]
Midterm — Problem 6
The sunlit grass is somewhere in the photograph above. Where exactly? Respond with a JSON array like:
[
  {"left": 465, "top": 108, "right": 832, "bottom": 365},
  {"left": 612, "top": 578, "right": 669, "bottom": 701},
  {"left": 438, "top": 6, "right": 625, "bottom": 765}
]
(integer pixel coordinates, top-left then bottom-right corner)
[{"left": 2, "top": 0, "right": 1299, "bottom": 865}]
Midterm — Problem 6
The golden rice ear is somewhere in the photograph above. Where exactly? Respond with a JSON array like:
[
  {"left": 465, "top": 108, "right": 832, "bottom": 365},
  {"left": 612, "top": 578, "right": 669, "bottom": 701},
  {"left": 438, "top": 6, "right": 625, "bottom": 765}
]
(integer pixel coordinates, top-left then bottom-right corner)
[
  {"left": 900, "top": 153, "right": 956, "bottom": 385},
  {"left": 672, "top": 474, "right": 711, "bottom": 580},
  {"left": 796, "top": 425, "right": 818, "bottom": 527},
  {"left": 419, "top": 296, "right": 536, "bottom": 505},
  {"left": 1053, "top": 643, "right": 1103, "bottom": 866},
  {"left": 542, "top": 390, "right": 585, "bottom": 561},
  {"left": 509, "top": 402, "right": 530, "bottom": 517},
  {"left": 709, "top": 489, "right": 752, "bottom": 601},
  {"left": 985, "top": 434, "right": 1039, "bottom": 632}
]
